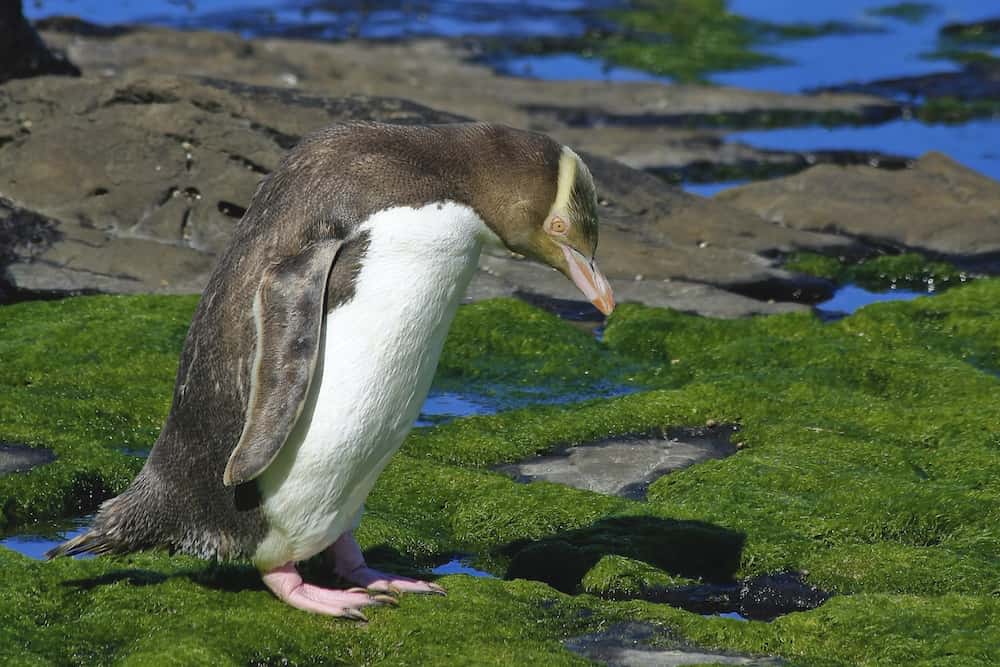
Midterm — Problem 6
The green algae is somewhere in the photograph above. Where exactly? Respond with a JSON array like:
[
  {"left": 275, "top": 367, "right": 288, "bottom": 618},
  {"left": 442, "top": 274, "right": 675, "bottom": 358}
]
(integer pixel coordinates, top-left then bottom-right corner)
[
  {"left": 0, "top": 295, "right": 197, "bottom": 528},
  {"left": 866, "top": 2, "right": 938, "bottom": 24},
  {"left": 597, "top": 0, "right": 779, "bottom": 83},
  {"left": 3, "top": 282, "right": 1000, "bottom": 663},
  {"left": 588, "top": 0, "right": 879, "bottom": 83},
  {"left": 916, "top": 95, "right": 1000, "bottom": 123},
  {"left": 784, "top": 250, "right": 968, "bottom": 292}
]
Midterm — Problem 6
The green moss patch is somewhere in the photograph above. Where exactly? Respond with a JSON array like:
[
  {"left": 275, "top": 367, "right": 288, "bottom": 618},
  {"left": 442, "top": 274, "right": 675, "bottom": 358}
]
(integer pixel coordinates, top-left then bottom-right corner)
[
  {"left": 784, "top": 250, "right": 969, "bottom": 292},
  {"left": 866, "top": 2, "right": 938, "bottom": 24},
  {"left": 3, "top": 281, "right": 1000, "bottom": 663},
  {"left": 589, "top": 0, "right": 878, "bottom": 83}
]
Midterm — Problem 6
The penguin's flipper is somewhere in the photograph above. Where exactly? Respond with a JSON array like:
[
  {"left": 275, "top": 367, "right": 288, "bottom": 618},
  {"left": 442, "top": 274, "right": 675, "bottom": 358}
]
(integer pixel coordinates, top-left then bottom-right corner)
[{"left": 223, "top": 239, "right": 345, "bottom": 487}]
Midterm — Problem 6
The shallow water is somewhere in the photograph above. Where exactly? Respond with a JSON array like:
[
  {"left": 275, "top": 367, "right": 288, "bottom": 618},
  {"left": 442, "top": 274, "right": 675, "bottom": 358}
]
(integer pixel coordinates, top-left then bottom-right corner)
[
  {"left": 682, "top": 180, "right": 751, "bottom": 198},
  {"left": 26, "top": 0, "right": 609, "bottom": 39},
  {"left": 817, "top": 284, "right": 925, "bottom": 315},
  {"left": 729, "top": 118, "right": 1000, "bottom": 183},
  {"left": 718, "top": 0, "right": 999, "bottom": 93},
  {"left": 494, "top": 53, "right": 672, "bottom": 83},
  {"left": 417, "top": 383, "right": 637, "bottom": 427},
  {"left": 1, "top": 515, "right": 93, "bottom": 559},
  {"left": 430, "top": 557, "right": 496, "bottom": 578}
]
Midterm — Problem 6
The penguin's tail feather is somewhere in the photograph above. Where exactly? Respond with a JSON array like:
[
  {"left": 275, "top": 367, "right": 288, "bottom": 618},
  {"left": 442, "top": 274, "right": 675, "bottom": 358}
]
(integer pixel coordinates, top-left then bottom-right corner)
[
  {"left": 45, "top": 475, "right": 157, "bottom": 560},
  {"left": 45, "top": 528, "right": 117, "bottom": 559}
]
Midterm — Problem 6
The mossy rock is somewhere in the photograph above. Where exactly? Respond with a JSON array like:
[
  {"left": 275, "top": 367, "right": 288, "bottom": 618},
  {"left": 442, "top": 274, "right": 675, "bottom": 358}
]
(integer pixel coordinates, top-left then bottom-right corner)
[{"left": 3, "top": 283, "right": 1000, "bottom": 663}]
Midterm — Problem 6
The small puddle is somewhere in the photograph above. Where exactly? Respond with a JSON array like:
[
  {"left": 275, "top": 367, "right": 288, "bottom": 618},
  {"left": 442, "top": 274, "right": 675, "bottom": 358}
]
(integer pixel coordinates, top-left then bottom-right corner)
[
  {"left": 430, "top": 557, "right": 496, "bottom": 579},
  {"left": 712, "top": 611, "right": 750, "bottom": 622},
  {"left": 1, "top": 515, "right": 93, "bottom": 560},
  {"left": 817, "top": 284, "right": 926, "bottom": 316},
  {"left": 493, "top": 53, "right": 672, "bottom": 83},
  {"left": 416, "top": 392, "right": 496, "bottom": 427},
  {"left": 682, "top": 181, "right": 750, "bottom": 198},
  {"left": 417, "top": 384, "right": 638, "bottom": 428}
]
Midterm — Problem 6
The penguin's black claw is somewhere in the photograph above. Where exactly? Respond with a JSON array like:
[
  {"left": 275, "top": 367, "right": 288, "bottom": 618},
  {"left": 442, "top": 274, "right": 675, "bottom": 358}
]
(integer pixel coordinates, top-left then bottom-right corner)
[{"left": 341, "top": 608, "right": 368, "bottom": 622}]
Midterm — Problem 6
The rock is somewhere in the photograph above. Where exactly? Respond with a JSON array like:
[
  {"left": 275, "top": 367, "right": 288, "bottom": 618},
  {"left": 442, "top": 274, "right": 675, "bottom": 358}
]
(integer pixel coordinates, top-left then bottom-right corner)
[
  {"left": 39, "top": 23, "right": 905, "bottom": 195},
  {"left": 0, "top": 74, "right": 463, "bottom": 299},
  {"left": 0, "top": 443, "right": 55, "bottom": 475},
  {"left": 716, "top": 152, "right": 1000, "bottom": 272},
  {"left": 0, "top": 0, "right": 79, "bottom": 84},
  {"left": 737, "top": 573, "right": 831, "bottom": 621},
  {"left": 0, "top": 72, "right": 849, "bottom": 311},
  {"left": 820, "top": 61, "right": 1000, "bottom": 103},
  {"left": 564, "top": 622, "right": 784, "bottom": 667},
  {"left": 553, "top": 125, "right": 911, "bottom": 185},
  {"left": 495, "top": 425, "right": 739, "bottom": 499}
]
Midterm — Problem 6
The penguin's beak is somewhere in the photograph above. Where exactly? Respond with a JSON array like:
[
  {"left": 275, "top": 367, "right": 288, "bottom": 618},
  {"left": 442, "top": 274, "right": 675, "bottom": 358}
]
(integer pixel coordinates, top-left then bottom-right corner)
[{"left": 560, "top": 244, "right": 615, "bottom": 315}]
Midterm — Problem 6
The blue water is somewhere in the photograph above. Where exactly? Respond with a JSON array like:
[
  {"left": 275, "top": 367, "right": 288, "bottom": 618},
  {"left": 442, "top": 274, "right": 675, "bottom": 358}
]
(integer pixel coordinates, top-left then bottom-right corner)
[
  {"left": 817, "top": 284, "right": 925, "bottom": 315},
  {"left": 729, "top": 118, "right": 1000, "bottom": 183},
  {"left": 496, "top": 53, "right": 672, "bottom": 83},
  {"left": 1, "top": 516, "right": 93, "bottom": 560},
  {"left": 682, "top": 180, "right": 750, "bottom": 198},
  {"left": 25, "top": 0, "right": 610, "bottom": 39},
  {"left": 416, "top": 383, "right": 637, "bottom": 427},
  {"left": 717, "top": 0, "right": 1000, "bottom": 94},
  {"left": 430, "top": 557, "right": 496, "bottom": 578}
]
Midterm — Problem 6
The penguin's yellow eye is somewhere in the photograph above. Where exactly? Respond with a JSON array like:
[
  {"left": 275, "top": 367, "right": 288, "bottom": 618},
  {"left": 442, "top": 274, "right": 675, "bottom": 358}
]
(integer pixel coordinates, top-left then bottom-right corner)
[{"left": 547, "top": 217, "right": 569, "bottom": 235}]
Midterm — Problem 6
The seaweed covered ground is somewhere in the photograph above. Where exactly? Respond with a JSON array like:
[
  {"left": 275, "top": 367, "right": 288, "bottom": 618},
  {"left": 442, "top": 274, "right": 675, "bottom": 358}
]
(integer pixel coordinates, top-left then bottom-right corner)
[{"left": 2, "top": 278, "right": 999, "bottom": 664}]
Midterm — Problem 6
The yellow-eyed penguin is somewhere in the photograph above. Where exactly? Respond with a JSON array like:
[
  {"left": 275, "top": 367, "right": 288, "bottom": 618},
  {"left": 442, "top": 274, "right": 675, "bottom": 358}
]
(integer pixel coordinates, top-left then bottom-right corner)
[{"left": 48, "top": 122, "right": 615, "bottom": 618}]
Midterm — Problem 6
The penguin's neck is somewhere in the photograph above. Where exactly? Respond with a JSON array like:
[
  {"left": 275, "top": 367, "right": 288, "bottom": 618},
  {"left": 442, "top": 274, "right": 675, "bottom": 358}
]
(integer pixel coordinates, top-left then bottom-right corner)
[{"left": 358, "top": 200, "right": 496, "bottom": 277}]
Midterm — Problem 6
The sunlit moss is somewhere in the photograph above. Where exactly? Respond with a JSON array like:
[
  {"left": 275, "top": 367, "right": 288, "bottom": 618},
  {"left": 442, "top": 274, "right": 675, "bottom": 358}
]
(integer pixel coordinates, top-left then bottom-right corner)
[{"left": 3, "top": 281, "right": 1000, "bottom": 663}]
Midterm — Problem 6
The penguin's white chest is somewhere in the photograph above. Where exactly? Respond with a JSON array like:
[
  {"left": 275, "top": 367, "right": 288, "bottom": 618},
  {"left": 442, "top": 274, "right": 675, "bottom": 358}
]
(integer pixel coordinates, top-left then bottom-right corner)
[{"left": 253, "top": 202, "right": 491, "bottom": 569}]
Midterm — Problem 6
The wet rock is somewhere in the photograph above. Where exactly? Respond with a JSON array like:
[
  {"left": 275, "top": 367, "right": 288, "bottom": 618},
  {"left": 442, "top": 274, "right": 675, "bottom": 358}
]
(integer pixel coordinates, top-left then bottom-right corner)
[
  {"left": 717, "top": 152, "right": 1000, "bottom": 272},
  {"left": 564, "top": 622, "right": 783, "bottom": 667},
  {"left": 616, "top": 572, "right": 831, "bottom": 622},
  {"left": 38, "top": 23, "right": 905, "bottom": 205},
  {"left": 737, "top": 573, "right": 831, "bottom": 621},
  {"left": 820, "top": 60, "right": 1000, "bottom": 104},
  {"left": 0, "top": 74, "right": 462, "bottom": 299},
  {"left": 0, "top": 70, "right": 853, "bottom": 310},
  {"left": 0, "top": 443, "right": 55, "bottom": 475},
  {"left": 556, "top": 125, "right": 911, "bottom": 185},
  {"left": 495, "top": 425, "right": 739, "bottom": 499},
  {"left": 40, "top": 26, "right": 898, "bottom": 131},
  {"left": 0, "top": 0, "right": 79, "bottom": 84}
]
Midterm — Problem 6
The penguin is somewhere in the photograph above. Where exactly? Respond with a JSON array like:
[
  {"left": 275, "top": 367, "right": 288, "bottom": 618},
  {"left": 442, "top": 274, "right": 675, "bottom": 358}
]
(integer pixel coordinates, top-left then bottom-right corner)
[{"left": 48, "top": 121, "right": 615, "bottom": 618}]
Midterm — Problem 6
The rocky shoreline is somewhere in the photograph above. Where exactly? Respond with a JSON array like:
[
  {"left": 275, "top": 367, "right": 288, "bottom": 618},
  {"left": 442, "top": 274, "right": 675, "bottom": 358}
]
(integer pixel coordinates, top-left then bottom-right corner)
[{"left": 0, "top": 20, "right": 995, "bottom": 316}]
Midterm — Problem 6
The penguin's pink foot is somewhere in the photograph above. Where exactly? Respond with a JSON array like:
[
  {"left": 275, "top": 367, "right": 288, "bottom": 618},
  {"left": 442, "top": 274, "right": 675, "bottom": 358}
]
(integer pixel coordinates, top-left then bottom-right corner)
[
  {"left": 262, "top": 563, "right": 397, "bottom": 619},
  {"left": 329, "top": 531, "right": 447, "bottom": 596}
]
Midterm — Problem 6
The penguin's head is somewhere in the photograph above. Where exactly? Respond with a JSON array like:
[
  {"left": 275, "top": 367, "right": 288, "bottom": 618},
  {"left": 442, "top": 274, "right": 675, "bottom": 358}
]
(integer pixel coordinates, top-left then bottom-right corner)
[{"left": 485, "top": 141, "right": 615, "bottom": 315}]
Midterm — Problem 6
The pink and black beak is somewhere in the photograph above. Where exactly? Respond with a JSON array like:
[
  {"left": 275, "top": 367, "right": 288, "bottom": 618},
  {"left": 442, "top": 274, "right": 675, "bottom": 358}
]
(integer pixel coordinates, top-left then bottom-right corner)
[{"left": 560, "top": 244, "right": 615, "bottom": 316}]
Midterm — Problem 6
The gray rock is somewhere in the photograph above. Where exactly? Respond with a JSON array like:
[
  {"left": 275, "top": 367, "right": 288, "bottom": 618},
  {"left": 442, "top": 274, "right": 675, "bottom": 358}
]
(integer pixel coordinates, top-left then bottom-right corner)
[
  {"left": 565, "top": 622, "right": 783, "bottom": 667},
  {"left": 0, "top": 72, "right": 846, "bottom": 313},
  {"left": 496, "top": 425, "right": 739, "bottom": 499},
  {"left": 0, "top": 74, "right": 463, "bottom": 299},
  {"left": 716, "top": 152, "right": 1000, "bottom": 271},
  {"left": 0, "top": 443, "right": 55, "bottom": 475}
]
